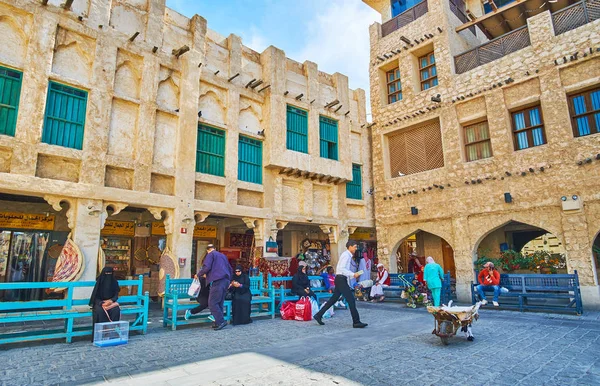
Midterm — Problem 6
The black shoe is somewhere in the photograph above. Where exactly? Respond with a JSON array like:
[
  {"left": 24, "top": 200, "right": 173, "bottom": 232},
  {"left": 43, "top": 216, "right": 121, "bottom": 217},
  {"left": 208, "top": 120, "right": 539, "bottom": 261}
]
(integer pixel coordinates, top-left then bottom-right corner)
[
  {"left": 214, "top": 321, "right": 227, "bottom": 331},
  {"left": 353, "top": 322, "right": 368, "bottom": 328},
  {"left": 314, "top": 315, "right": 324, "bottom": 325},
  {"left": 211, "top": 323, "right": 218, "bottom": 329},
  {"left": 467, "top": 336, "right": 474, "bottom": 341}
]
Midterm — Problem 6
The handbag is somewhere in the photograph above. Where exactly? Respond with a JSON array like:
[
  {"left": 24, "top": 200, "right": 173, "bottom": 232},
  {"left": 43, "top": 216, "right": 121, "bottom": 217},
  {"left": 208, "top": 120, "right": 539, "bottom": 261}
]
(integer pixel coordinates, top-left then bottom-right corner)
[
  {"left": 187, "top": 278, "right": 202, "bottom": 297},
  {"left": 280, "top": 301, "right": 297, "bottom": 320},
  {"left": 294, "top": 297, "right": 312, "bottom": 321},
  {"left": 266, "top": 237, "right": 278, "bottom": 253}
]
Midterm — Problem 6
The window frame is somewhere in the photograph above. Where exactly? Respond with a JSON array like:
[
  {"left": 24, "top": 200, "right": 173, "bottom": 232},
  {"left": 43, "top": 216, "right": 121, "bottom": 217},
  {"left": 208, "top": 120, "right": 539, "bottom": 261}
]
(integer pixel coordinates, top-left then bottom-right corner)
[
  {"left": 196, "top": 123, "right": 226, "bottom": 177},
  {"left": 567, "top": 87, "right": 600, "bottom": 138},
  {"left": 286, "top": 104, "right": 309, "bottom": 153},
  {"left": 419, "top": 52, "right": 438, "bottom": 91},
  {"left": 510, "top": 105, "right": 547, "bottom": 151},
  {"left": 238, "top": 135, "right": 263, "bottom": 185},
  {"left": 346, "top": 163, "right": 363, "bottom": 200},
  {"left": 386, "top": 68, "right": 402, "bottom": 104},
  {"left": 42, "top": 81, "right": 88, "bottom": 150},
  {"left": 319, "top": 115, "right": 339, "bottom": 161},
  {"left": 0, "top": 65, "right": 23, "bottom": 137},
  {"left": 463, "top": 120, "right": 493, "bottom": 162}
]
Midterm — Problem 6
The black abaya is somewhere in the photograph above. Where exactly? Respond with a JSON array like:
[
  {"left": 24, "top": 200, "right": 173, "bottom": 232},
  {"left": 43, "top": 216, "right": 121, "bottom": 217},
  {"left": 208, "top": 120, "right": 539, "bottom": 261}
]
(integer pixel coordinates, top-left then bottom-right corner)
[
  {"left": 90, "top": 267, "right": 121, "bottom": 325},
  {"left": 230, "top": 273, "right": 252, "bottom": 325}
]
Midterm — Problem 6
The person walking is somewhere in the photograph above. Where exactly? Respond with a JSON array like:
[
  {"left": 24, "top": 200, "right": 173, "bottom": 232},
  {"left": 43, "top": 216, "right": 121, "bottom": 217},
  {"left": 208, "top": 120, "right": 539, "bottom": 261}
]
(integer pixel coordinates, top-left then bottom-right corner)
[
  {"left": 423, "top": 256, "right": 444, "bottom": 306},
  {"left": 184, "top": 276, "right": 212, "bottom": 324},
  {"left": 194, "top": 244, "right": 232, "bottom": 330},
  {"left": 313, "top": 240, "right": 368, "bottom": 328}
]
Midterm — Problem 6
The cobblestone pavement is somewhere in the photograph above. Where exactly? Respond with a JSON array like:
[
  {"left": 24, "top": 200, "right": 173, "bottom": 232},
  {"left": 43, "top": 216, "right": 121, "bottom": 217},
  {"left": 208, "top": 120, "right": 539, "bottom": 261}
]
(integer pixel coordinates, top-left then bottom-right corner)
[{"left": 1, "top": 301, "right": 599, "bottom": 386}]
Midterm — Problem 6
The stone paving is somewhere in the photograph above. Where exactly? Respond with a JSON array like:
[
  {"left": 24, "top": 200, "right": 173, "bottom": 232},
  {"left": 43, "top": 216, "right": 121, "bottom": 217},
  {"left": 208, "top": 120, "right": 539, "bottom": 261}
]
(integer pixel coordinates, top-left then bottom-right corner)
[{"left": 0, "top": 301, "right": 599, "bottom": 386}]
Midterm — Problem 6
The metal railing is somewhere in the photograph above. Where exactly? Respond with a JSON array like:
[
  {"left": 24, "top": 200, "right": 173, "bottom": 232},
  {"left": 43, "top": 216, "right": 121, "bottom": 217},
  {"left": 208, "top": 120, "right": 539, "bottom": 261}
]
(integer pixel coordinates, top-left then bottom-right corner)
[
  {"left": 449, "top": 0, "right": 476, "bottom": 35},
  {"left": 454, "top": 25, "right": 531, "bottom": 74},
  {"left": 552, "top": 0, "right": 600, "bottom": 36},
  {"left": 382, "top": 1, "right": 429, "bottom": 37}
]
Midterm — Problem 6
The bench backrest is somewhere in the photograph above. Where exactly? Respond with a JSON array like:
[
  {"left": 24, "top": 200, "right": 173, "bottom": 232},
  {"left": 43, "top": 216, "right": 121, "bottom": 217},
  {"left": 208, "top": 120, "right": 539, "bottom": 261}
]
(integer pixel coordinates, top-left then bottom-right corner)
[
  {"left": 165, "top": 274, "right": 270, "bottom": 298},
  {"left": 389, "top": 273, "right": 416, "bottom": 286},
  {"left": 474, "top": 270, "right": 580, "bottom": 291},
  {"left": 0, "top": 275, "right": 146, "bottom": 311},
  {"left": 267, "top": 275, "right": 326, "bottom": 291}
]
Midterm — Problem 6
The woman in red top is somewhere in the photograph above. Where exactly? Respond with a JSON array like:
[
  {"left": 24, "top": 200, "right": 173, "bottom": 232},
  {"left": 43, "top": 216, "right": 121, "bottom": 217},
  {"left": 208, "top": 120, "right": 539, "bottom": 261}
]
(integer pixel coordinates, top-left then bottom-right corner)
[{"left": 476, "top": 262, "right": 501, "bottom": 306}]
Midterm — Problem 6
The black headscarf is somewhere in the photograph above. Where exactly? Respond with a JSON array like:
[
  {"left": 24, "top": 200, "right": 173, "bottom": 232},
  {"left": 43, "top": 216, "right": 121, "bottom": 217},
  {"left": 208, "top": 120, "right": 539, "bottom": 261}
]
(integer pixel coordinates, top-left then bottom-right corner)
[
  {"left": 292, "top": 263, "right": 310, "bottom": 292},
  {"left": 231, "top": 265, "right": 250, "bottom": 295},
  {"left": 89, "top": 267, "right": 120, "bottom": 306}
]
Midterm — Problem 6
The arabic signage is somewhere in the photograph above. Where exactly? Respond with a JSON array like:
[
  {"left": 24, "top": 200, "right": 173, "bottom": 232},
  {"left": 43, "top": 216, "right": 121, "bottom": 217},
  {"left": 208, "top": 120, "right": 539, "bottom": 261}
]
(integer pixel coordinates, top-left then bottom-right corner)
[
  {"left": 152, "top": 222, "right": 217, "bottom": 238},
  {"left": 352, "top": 231, "right": 376, "bottom": 240},
  {"left": 101, "top": 221, "right": 135, "bottom": 237},
  {"left": 0, "top": 212, "right": 55, "bottom": 231}
]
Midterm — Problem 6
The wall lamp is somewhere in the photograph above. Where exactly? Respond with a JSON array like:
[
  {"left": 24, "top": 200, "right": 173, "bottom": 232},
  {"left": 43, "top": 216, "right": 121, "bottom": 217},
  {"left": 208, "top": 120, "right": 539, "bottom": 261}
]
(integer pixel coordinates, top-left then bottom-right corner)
[
  {"left": 411, "top": 207, "right": 419, "bottom": 215},
  {"left": 431, "top": 94, "right": 441, "bottom": 103}
]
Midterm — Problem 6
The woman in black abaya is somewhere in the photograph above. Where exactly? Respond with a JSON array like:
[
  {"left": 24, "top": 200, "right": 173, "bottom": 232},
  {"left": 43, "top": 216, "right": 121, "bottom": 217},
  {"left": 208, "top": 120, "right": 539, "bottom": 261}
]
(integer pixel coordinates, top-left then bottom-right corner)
[
  {"left": 229, "top": 265, "right": 252, "bottom": 325},
  {"left": 89, "top": 267, "right": 121, "bottom": 326}
]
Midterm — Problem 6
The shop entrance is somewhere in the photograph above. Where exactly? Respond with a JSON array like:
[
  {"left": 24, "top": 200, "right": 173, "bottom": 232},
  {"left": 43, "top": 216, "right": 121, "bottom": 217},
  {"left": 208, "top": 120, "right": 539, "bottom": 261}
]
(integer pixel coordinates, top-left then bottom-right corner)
[
  {"left": 393, "top": 230, "right": 455, "bottom": 278},
  {"left": 0, "top": 193, "right": 70, "bottom": 301}
]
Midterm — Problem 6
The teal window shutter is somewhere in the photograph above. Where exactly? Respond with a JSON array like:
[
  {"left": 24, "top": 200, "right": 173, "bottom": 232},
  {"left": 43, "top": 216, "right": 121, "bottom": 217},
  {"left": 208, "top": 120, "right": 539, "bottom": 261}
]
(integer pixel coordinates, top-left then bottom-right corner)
[
  {"left": 286, "top": 105, "right": 308, "bottom": 153},
  {"left": 238, "top": 135, "right": 262, "bottom": 184},
  {"left": 319, "top": 116, "right": 338, "bottom": 160},
  {"left": 42, "top": 81, "right": 87, "bottom": 150},
  {"left": 196, "top": 124, "right": 226, "bottom": 176},
  {"left": 346, "top": 164, "right": 363, "bottom": 200},
  {"left": 0, "top": 66, "right": 23, "bottom": 137}
]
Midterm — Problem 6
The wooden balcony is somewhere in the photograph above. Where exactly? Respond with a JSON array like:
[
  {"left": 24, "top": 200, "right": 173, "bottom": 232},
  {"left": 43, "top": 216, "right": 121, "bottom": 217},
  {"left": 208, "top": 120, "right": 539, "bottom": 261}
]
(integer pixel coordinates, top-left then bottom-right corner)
[
  {"left": 552, "top": 0, "right": 600, "bottom": 35},
  {"left": 454, "top": 25, "right": 531, "bottom": 74},
  {"left": 381, "top": 1, "right": 428, "bottom": 37}
]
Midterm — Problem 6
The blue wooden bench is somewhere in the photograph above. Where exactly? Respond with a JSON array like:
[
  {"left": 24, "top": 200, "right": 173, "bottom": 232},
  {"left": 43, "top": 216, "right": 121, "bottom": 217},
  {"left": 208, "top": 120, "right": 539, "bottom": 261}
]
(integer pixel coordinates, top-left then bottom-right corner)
[
  {"left": 267, "top": 275, "right": 340, "bottom": 305},
  {"left": 163, "top": 274, "right": 275, "bottom": 331},
  {"left": 470, "top": 270, "right": 583, "bottom": 315},
  {"left": 0, "top": 276, "right": 149, "bottom": 345},
  {"left": 384, "top": 272, "right": 452, "bottom": 305}
]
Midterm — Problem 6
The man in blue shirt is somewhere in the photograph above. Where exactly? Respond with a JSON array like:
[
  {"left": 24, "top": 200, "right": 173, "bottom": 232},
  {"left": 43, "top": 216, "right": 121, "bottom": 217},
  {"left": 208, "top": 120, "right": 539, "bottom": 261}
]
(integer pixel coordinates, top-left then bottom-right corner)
[{"left": 192, "top": 244, "right": 232, "bottom": 330}]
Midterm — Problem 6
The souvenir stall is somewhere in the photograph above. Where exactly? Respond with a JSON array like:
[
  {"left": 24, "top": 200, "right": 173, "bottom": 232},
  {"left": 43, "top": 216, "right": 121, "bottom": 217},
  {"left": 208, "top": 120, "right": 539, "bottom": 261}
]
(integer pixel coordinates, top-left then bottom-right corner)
[
  {"left": 223, "top": 230, "right": 254, "bottom": 271},
  {"left": 352, "top": 228, "right": 378, "bottom": 277},
  {"left": 100, "top": 221, "right": 135, "bottom": 280}
]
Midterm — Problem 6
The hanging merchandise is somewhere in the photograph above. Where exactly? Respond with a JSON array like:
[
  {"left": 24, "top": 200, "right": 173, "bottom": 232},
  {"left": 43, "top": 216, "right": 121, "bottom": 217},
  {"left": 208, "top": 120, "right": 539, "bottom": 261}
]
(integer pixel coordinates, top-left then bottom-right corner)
[
  {"left": 158, "top": 248, "right": 179, "bottom": 296},
  {"left": 50, "top": 237, "right": 85, "bottom": 292},
  {"left": 266, "top": 237, "right": 278, "bottom": 253}
]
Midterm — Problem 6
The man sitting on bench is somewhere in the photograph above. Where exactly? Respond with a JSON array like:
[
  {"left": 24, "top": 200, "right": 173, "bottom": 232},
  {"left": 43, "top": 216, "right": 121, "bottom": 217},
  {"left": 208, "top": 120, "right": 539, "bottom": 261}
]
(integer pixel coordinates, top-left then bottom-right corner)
[{"left": 476, "top": 262, "right": 500, "bottom": 307}]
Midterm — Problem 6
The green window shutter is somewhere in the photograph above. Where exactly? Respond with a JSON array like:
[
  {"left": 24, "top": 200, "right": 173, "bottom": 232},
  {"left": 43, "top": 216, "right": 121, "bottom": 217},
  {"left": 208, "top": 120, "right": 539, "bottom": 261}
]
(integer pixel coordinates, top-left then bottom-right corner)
[
  {"left": 0, "top": 66, "right": 23, "bottom": 137},
  {"left": 286, "top": 105, "right": 308, "bottom": 153},
  {"left": 319, "top": 116, "right": 338, "bottom": 160},
  {"left": 346, "top": 164, "right": 363, "bottom": 200},
  {"left": 238, "top": 135, "right": 262, "bottom": 184},
  {"left": 196, "top": 124, "right": 226, "bottom": 176},
  {"left": 42, "top": 81, "right": 87, "bottom": 150}
]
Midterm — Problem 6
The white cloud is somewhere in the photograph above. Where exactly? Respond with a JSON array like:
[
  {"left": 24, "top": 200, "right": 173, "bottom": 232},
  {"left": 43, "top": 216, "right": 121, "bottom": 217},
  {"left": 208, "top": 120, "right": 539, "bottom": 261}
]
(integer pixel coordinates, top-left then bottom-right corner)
[
  {"left": 240, "top": 26, "right": 269, "bottom": 53},
  {"left": 291, "top": 0, "right": 379, "bottom": 119}
]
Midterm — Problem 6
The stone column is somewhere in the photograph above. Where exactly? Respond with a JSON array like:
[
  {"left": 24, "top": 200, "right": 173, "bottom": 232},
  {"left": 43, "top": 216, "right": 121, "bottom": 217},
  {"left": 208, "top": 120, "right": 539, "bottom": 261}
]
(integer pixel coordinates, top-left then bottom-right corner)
[
  {"left": 71, "top": 198, "right": 103, "bottom": 298},
  {"left": 561, "top": 211, "right": 600, "bottom": 308},
  {"left": 453, "top": 216, "right": 473, "bottom": 303}
]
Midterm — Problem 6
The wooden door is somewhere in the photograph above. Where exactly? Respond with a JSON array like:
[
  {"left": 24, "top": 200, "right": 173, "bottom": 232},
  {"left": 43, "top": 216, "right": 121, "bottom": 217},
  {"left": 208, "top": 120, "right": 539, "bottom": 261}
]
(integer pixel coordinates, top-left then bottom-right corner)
[{"left": 441, "top": 239, "right": 456, "bottom": 278}]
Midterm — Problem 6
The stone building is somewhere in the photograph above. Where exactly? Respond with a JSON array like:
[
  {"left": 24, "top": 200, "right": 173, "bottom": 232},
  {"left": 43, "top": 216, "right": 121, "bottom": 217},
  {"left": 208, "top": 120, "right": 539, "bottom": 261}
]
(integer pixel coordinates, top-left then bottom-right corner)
[
  {"left": 0, "top": 0, "right": 374, "bottom": 297},
  {"left": 364, "top": 0, "right": 600, "bottom": 307}
]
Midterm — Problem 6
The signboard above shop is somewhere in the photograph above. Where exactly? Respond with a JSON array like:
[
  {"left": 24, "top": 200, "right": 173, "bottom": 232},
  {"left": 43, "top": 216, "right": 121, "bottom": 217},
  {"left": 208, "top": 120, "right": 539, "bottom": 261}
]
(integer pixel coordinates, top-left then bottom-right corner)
[
  {"left": 0, "top": 212, "right": 55, "bottom": 231},
  {"left": 101, "top": 221, "right": 135, "bottom": 237},
  {"left": 152, "top": 222, "right": 217, "bottom": 238}
]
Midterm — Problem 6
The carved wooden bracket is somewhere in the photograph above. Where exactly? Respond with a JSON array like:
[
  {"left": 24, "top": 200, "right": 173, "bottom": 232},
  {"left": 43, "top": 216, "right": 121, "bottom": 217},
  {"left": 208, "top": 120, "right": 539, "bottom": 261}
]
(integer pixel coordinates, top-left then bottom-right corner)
[
  {"left": 148, "top": 207, "right": 174, "bottom": 234},
  {"left": 44, "top": 195, "right": 76, "bottom": 230},
  {"left": 100, "top": 202, "right": 128, "bottom": 229},
  {"left": 319, "top": 224, "right": 338, "bottom": 244},
  {"left": 194, "top": 211, "right": 210, "bottom": 223},
  {"left": 243, "top": 217, "right": 264, "bottom": 241},
  {"left": 242, "top": 217, "right": 258, "bottom": 229},
  {"left": 348, "top": 226, "right": 358, "bottom": 235}
]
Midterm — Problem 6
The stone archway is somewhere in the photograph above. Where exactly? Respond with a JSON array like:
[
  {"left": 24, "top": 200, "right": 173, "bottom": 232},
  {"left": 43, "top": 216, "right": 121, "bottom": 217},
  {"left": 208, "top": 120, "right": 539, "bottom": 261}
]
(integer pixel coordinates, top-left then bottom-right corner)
[
  {"left": 389, "top": 229, "right": 455, "bottom": 278},
  {"left": 591, "top": 231, "right": 600, "bottom": 286}
]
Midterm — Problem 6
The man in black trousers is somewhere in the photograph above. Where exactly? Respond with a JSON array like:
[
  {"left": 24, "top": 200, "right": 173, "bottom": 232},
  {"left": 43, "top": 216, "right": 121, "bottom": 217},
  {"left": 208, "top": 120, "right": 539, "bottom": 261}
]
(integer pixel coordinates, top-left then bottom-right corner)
[{"left": 314, "top": 240, "right": 368, "bottom": 328}]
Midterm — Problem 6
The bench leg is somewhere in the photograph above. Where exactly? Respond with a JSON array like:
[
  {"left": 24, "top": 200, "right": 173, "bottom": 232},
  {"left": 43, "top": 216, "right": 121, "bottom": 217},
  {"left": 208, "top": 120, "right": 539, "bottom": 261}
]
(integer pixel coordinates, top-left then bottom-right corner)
[
  {"left": 171, "top": 302, "right": 178, "bottom": 331},
  {"left": 143, "top": 300, "right": 149, "bottom": 335},
  {"left": 65, "top": 318, "right": 74, "bottom": 343}
]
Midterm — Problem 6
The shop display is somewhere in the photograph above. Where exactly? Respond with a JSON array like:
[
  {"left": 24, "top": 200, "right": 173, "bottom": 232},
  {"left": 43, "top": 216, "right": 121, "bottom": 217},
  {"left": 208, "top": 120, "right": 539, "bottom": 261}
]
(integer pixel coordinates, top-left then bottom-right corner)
[
  {"left": 158, "top": 248, "right": 179, "bottom": 296},
  {"left": 51, "top": 238, "right": 84, "bottom": 290},
  {"left": 101, "top": 237, "right": 131, "bottom": 279}
]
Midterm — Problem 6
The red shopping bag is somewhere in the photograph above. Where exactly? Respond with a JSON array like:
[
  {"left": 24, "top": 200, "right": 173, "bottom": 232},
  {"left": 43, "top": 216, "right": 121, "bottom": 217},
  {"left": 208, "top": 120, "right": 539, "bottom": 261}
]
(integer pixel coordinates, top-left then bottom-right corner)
[
  {"left": 280, "top": 301, "right": 296, "bottom": 320},
  {"left": 294, "top": 297, "right": 312, "bottom": 321}
]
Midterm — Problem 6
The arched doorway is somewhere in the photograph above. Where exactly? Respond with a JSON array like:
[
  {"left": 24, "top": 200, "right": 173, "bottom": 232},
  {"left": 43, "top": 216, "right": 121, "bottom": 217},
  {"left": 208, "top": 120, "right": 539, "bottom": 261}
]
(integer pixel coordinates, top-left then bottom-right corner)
[
  {"left": 392, "top": 230, "right": 456, "bottom": 278},
  {"left": 592, "top": 232, "right": 600, "bottom": 285},
  {"left": 474, "top": 221, "right": 566, "bottom": 274}
]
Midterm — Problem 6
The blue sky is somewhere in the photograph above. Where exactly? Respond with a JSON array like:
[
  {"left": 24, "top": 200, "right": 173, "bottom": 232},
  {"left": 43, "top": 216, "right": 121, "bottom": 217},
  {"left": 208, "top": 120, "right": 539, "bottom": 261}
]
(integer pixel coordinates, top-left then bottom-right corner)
[{"left": 166, "top": 0, "right": 379, "bottom": 118}]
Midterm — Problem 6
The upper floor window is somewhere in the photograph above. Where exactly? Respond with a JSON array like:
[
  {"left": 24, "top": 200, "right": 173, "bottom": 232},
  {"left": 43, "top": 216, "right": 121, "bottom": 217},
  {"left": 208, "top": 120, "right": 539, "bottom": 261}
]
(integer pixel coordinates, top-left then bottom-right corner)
[
  {"left": 286, "top": 105, "right": 308, "bottom": 153},
  {"left": 568, "top": 87, "right": 600, "bottom": 138},
  {"left": 464, "top": 121, "right": 492, "bottom": 162},
  {"left": 511, "top": 105, "right": 546, "bottom": 150},
  {"left": 388, "top": 118, "right": 444, "bottom": 177},
  {"left": 0, "top": 66, "right": 22, "bottom": 137},
  {"left": 484, "top": 0, "right": 515, "bottom": 14},
  {"left": 346, "top": 164, "right": 363, "bottom": 200},
  {"left": 196, "top": 124, "right": 226, "bottom": 177},
  {"left": 391, "top": 0, "right": 424, "bottom": 17},
  {"left": 419, "top": 52, "right": 438, "bottom": 91},
  {"left": 42, "top": 81, "right": 88, "bottom": 150},
  {"left": 387, "top": 68, "right": 402, "bottom": 104},
  {"left": 238, "top": 135, "right": 262, "bottom": 184},
  {"left": 319, "top": 116, "right": 338, "bottom": 161}
]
